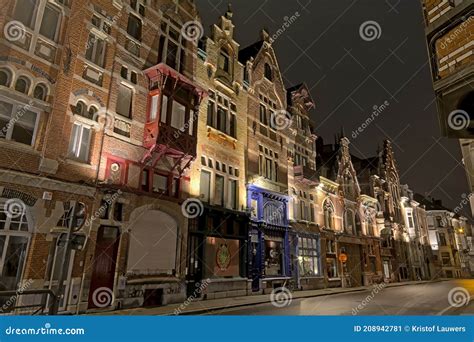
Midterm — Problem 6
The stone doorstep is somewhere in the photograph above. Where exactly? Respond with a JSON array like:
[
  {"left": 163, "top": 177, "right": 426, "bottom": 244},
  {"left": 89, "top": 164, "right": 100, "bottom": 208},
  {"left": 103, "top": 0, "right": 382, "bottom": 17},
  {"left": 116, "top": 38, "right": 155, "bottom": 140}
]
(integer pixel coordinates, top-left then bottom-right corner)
[{"left": 91, "top": 280, "right": 444, "bottom": 316}]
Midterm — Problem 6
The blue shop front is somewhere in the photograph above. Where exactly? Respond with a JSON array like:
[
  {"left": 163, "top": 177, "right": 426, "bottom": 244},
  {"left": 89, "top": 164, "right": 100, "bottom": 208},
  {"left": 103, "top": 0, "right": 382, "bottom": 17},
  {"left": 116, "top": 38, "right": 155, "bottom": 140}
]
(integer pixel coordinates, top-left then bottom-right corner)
[{"left": 247, "top": 185, "right": 292, "bottom": 293}]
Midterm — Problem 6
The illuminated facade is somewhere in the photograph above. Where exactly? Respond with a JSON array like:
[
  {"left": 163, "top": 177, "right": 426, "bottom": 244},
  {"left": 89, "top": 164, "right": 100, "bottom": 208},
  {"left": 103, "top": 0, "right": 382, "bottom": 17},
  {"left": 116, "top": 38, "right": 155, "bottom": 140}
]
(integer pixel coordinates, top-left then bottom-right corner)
[
  {"left": 186, "top": 7, "right": 250, "bottom": 299},
  {"left": 420, "top": 0, "right": 474, "bottom": 216},
  {"left": 241, "top": 30, "right": 292, "bottom": 293}
]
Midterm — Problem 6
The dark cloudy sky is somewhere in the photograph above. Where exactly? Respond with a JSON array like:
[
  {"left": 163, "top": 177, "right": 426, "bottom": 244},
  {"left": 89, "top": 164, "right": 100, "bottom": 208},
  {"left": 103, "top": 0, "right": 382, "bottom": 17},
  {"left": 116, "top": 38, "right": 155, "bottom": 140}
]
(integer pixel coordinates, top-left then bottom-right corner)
[{"left": 196, "top": 0, "right": 470, "bottom": 217}]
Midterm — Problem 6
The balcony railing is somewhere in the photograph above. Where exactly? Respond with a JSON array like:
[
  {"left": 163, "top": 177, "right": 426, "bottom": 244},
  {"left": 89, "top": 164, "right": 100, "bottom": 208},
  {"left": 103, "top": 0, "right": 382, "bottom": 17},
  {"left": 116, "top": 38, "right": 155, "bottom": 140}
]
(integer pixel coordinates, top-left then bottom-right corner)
[{"left": 157, "top": 123, "right": 197, "bottom": 158}]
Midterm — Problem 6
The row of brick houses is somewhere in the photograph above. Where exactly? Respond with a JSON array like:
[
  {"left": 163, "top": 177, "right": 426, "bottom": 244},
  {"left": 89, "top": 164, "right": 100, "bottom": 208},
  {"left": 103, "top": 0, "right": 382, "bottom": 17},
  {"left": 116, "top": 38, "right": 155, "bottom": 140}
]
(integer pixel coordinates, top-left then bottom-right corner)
[{"left": 0, "top": 0, "right": 471, "bottom": 314}]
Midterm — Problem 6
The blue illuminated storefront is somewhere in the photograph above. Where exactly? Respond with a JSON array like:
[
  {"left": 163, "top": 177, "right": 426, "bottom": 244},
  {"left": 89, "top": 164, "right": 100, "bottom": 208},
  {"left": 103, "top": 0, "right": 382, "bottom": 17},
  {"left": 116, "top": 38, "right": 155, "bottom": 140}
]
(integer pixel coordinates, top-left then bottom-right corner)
[{"left": 247, "top": 185, "right": 291, "bottom": 293}]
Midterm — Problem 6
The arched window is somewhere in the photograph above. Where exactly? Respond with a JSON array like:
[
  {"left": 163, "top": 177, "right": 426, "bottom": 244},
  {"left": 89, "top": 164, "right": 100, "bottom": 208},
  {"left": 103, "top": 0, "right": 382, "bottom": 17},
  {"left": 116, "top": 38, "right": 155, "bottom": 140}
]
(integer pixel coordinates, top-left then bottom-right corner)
[
  {"left": 344, "top": 209, "right": 355, "bottom": 234},
  {"left": 88, "top": 105, "right": 98, "bottom": 120},
  {"left": 74, "top": 100, "right": 86, "bottom": 117},
  {"left": 15, "top": 76, "right": 30, "bottom": 94},
  {"left": 33, "top": 83, "right": 47, "bottom": 101},
  {"left": 0, "top": 68, "right": 12, "bottom": 87},
  {"left": 323, "top": 199, "right": 334, "bottom": 229},
  {"left": 264, "top": 63, "right": 272, "bottom": 81},
  {"left": 0, "top": 198, "right": 31, "bottom": 291}
]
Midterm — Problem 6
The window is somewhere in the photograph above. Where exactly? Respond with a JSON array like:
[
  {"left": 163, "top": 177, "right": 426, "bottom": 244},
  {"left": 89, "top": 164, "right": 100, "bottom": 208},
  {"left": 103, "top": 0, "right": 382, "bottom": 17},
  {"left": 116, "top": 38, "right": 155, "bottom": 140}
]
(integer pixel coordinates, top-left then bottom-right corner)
[
  {"left": 116, "top": 84, "right": 132, "bottom": 118},
  {"left": 15, "top": 77, "right": 30, "bottom": 94},
  {"left": 68, "top": 123, "right": 91, "bottom": 162},
  {"left": 33, "top": 84, "right": 47, "bottom": 101},
  {"left": 152, "top": 173, "right": 168, "bottom": 194},
  {"left": 149, "top": 94, "right": 159, "bottom": 121},
  {"left": 39, "top": 4, "right": 61, "bottom": 41},
  {"left": 0, "top": 99, "right": 39, "bottom": 146},
  {"left": 0, "top": 200, "right": 31, "bottom": 292},
  {"left": 259, "top": 146, "right": 278, "bottom": 182},
  {"left": 141, "top": 169, "right": 150, "bottom": 191},
  {"left": 326, "top": 257, "right": 338, "bottom": 278},
  {"left": 85, "top": 33, "right": 106, "bottom": 67},
  {"left": 0, "top": 69, "right": 12, "bottom": 87},
  {"left": 298, "top": 237, "right": 320, "bottom": 276},
  {"left": 13, "top": 0, "right": 38, "bottom": 28},
  {"left": 73, "top": 101, "right": 86, "bottom": 117},
  {"left": 229, "top": 179, "right": 238, "bottom": 210},
  {"left": 200, "top": 171, "right": 211, "bottom": 202},
  {"left": 215, "top": 174, "right": 225, "bottom": 206},
  {"left": 441, "top": 252, "right": 451, "bottom": 266},
  {"left": 259, "top": 104, "right": 267, "bottom": 125},
  {"left": 326, "top": 239, "right": 336, "bottom": 254},
  {"left": 439, "top": 233, "right": 447, "bottom": 246},
  {"left": 264, "top": 63, "right": 272, "bottom": 81},
  {"left": 207, "top": 91, "right": 237, "bottom": 138},
  {"left": 406, "top": 210, "right": 414, "bottom": 228},
  {"left": 344, "top": 209, "right": 355, "bottom": 234},
  {"left": 158, "top": 21, "right": 186, "bottom": 72},
  {"left": 218, "top": 48, "right": 230, "bottom": 74},
  {"left": 127, "top": 14, "right": 142, "bottom": 41},
  {"left": 171, "top": 100, "right": 185, "bottom": 129},
  {"left": 265, "top": 239, "right": 283, "bottom": 276}
]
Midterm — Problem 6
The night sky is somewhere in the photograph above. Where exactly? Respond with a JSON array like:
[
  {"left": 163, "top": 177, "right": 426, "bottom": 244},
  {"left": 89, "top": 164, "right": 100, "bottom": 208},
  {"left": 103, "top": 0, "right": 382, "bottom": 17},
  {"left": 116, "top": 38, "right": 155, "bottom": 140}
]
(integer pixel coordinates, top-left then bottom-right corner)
[{"left": 196, "top": 0, "right": 470, "bottom": 218}]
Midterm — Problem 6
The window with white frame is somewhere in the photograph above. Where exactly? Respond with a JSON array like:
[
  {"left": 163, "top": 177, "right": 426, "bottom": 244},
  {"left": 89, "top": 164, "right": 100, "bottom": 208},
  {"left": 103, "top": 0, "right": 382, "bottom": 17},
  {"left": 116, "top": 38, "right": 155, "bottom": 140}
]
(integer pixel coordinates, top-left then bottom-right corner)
[
  {"left": 206, "top": 90, "right": 236, "bottom": 138},
  {"left": 85, "top": 33, "right": 106, "bottom": 67},
  {"left": 68, "top": 122, "right": 92, "bottom": 162},
  {"left": 13, "top": 0, "right": 61, "bottom": 42},
  {"left": 406, "top": 209, "right": 415, "bottom": 228},
  {"left": 0, "top": 98, "right": 39, "bottom": 146},
  {"left": 158, "top": 19, "right": 186, "bottom": 72},
  {"left": 0, "top": 199, "right": 31, "bottom": 292},
  {"left": 298, "top": 236, "right": 320, "bottom": 276},
  {"left": 0, "top": 68, "right": 12, "bottom": 87},
  {"left": 200, "top": 156, "right": 239, "bottom": 209},
  {"left": 258, "top": 145, "right": 278, "bottom": 182}
]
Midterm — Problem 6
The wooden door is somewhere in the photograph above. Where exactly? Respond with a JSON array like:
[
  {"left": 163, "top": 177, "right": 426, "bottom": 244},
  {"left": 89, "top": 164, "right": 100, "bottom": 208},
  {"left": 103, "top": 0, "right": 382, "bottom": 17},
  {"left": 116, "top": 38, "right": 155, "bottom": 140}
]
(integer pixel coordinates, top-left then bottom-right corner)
[{"left": 88, "top": 226, "right": 120, "bottom": 309}]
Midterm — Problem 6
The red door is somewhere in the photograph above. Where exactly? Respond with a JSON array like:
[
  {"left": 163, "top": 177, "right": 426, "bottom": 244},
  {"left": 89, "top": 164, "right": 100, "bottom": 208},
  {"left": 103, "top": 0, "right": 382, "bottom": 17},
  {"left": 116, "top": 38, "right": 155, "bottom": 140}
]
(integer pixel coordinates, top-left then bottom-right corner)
[{"left": 88, "top": 226, "right": 120, "bottom": 309}]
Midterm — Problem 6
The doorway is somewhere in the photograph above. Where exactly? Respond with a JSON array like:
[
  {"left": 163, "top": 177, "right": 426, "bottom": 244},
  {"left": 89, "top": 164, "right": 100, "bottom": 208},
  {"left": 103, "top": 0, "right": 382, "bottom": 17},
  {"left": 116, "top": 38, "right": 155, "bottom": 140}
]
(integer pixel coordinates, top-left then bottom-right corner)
[{"left": 88, "top": 226, "right": 120, "bottom": 309}]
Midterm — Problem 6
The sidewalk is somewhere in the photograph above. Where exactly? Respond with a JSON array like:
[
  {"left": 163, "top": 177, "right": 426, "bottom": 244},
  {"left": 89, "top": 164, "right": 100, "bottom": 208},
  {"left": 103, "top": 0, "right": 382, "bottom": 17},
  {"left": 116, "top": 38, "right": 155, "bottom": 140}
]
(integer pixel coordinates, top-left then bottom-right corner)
[{"left": 90, "top": 279, "right": 445, "bottom": 316}]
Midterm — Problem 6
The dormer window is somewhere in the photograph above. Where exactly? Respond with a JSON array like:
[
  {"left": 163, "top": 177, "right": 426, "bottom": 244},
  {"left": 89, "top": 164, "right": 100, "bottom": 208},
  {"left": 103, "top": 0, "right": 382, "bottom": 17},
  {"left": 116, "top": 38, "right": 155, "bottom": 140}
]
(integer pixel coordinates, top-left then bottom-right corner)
[{"left": 264, "top": 63, "right": 273, "bottom": 81}]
